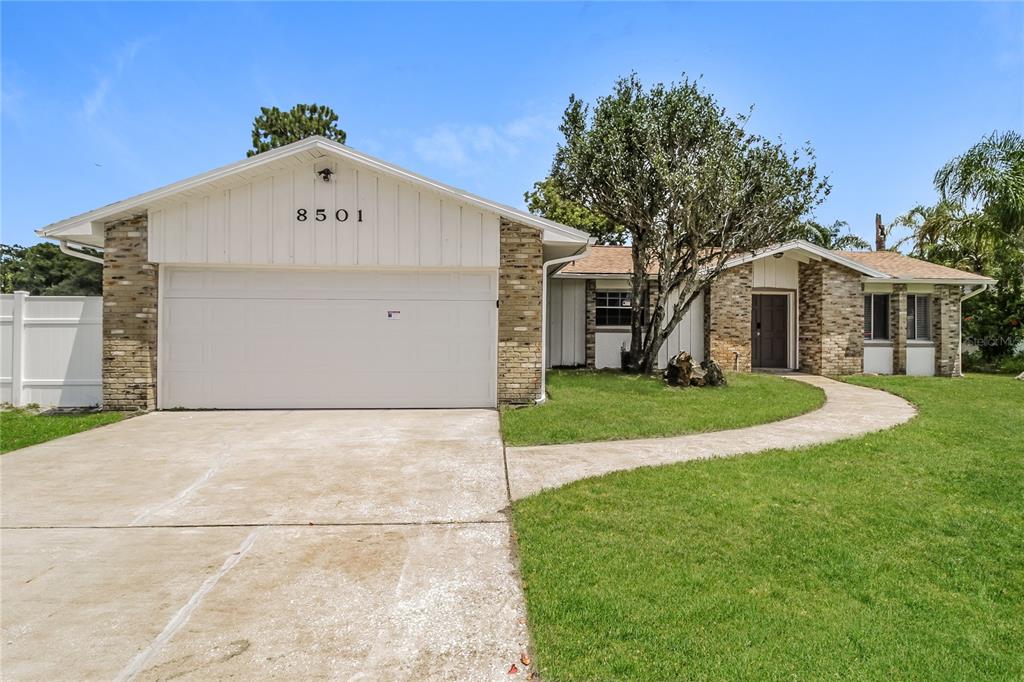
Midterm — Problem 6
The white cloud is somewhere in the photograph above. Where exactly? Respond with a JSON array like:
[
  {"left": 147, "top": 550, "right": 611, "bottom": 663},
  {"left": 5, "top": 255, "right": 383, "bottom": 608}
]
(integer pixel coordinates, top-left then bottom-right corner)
[
  {"left": 81, "top": 39, "right": 145, "bottom": 120},
  {"left": 412, "top": 114, "right": 558, "bottom": 173},
  {"left": 504, "top": 114, "right": 557, "bottom": 140}
]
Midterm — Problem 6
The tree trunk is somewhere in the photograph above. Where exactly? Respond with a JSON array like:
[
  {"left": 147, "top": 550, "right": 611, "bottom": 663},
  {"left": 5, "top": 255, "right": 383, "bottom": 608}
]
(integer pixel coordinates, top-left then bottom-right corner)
[
  {"left": 639, "top": 325, "right": 670, "bottom": 375},
  {"left": 637, "top": 286, "right": 701, "bottom": 375},
  {"left": 627, "top": 245, "right": 646, "bottom": 372}
]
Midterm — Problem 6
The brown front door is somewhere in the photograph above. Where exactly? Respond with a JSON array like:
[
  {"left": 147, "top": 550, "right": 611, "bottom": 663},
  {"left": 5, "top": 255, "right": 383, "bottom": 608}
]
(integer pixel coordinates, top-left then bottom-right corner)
[{"left": 752, "top": 294, "right": 788, "bottom": 368}]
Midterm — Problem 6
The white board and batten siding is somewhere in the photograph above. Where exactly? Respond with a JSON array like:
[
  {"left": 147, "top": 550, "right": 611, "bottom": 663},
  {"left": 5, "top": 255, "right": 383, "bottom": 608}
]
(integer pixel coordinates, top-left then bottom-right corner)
[
  {"left": 547, "top": 279, "right": 586, "bottom": 367},
  {"left": 1, "top": 293, "right": 102, "bottom": 407},
  {"left": 547, "top": 278, "right": 705, "bottom": 369},
  {"left": 147, "top": 158, "right": 500, "bottom": 269},
  {"left": 752, "top": 256, "right": 799, "bottom": 290}
]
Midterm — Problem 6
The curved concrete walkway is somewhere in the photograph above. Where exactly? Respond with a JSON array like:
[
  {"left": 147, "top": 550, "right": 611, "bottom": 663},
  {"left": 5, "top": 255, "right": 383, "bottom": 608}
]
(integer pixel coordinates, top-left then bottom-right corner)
[{"left": 506, "top": 374, "right": 916, "bottom": 500}]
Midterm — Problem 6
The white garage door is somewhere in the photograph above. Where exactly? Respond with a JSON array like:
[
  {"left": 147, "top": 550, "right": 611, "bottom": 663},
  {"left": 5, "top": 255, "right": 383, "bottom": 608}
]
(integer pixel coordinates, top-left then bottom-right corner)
[{"left": 160, "top": 267, "right": 497, "bottom": 409}]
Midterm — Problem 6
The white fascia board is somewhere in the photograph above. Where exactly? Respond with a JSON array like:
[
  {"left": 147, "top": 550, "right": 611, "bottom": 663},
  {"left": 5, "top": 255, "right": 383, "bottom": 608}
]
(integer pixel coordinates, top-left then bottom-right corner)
[
  {"left": 724, "top": 240, "right": 890, "bottom": 279},
  {"left": 861, "top": 276, "right": 998, "bottom": 285},
  {"left": 553, "top": 272, "right": 655, "bottom": 280},
  {"left": 37, "top": 222, "right": 105, "bottom": 248},
  {"left": 36, "top": 136, "right": 591, "bottom": 246}
]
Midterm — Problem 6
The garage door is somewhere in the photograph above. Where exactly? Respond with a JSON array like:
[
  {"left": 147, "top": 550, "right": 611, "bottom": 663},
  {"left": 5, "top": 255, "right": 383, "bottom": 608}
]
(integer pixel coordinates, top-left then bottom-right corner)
[{"left": 160, "top": 267, "right": 497, "bottom": 408}]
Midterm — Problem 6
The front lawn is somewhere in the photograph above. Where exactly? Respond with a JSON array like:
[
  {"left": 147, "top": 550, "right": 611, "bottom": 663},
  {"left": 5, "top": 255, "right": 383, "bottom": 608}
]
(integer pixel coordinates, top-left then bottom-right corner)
[
  {"left": 501, "top": 370, "right": 824, "bottom": 446},
  {"left": 0, "top": 408, "right": 125, "bottom": 454},
  {"left": 513, "top": 374, "right": 1023, "bottom": 680}
]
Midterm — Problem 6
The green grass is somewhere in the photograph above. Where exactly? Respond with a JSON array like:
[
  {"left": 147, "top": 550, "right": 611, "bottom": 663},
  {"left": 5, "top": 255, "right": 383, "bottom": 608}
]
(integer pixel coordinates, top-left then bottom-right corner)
[
  {"left": 501, "top": 370, "right": 825, "bottom": 446},
  {"left": 0, "top": 408, "right": 126, "bottom": 453},
  {"left": 513, "top": 374, "right": 1024, "bottom": 680}
]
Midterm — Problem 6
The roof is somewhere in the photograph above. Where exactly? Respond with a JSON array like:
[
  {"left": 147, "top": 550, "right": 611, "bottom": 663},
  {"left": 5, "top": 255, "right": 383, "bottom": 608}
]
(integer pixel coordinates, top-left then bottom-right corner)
[
  {"left": 835, "top": 250, "right": 995, "bottom": 283},
  {"left": 556, "top": 241, "right": 995, "bottom": 285},
  {"left": 558, "top": 246, "right": 647, "bottom": 275},
  {"left": 36, "top": 136, "right": 592, "bottom": 248}
]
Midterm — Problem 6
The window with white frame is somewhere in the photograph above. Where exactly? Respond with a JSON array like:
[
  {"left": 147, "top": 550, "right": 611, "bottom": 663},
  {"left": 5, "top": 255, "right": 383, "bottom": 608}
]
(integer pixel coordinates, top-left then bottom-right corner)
[
  {"left": 907, "top": 294, "right": 931, "bottom": 340},
  {"left": 595, "top": 291, "right": 634, "bottom": 327},
  {"left": 863, "top": 294, "right": 890, "bottom": 340}
]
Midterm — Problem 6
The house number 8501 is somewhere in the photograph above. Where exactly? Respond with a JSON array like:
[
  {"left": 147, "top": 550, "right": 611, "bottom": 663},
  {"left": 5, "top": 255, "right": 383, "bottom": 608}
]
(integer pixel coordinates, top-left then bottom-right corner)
[{"left": 296, "top": 208, "right": 363, "bottom": 222}]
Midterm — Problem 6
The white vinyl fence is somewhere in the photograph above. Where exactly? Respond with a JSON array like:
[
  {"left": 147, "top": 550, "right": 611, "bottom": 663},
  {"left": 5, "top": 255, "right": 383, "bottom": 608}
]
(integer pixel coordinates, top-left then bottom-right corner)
[{"left": 1, "top": 292, "right": 102, "bottom": 407}]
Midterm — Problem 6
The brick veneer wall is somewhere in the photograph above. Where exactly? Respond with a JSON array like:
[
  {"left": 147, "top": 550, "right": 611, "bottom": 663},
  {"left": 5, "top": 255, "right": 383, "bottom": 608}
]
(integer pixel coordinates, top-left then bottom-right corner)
[
  {"left": 932, "top": 284, "right": 962, "bottom": 377},
  {"left": 585, "top": 279, "right": 596, "bottom": 368},
  {"left": 102, "top": 215, "right": 158, "bottom": 410},
  {"left": 707, "top": 263, "right": 752, "bottom": 372},
  {"left": 798, "top": 261, "right": 823, "bottom": 373},
  {"left": 798, "top": 260, "right": 863, "bottom": 375},
  {"left": 498, "top": 219, "right": 543, "bottom": 403},
  {"left": 890, "top": 284, "right": 908, "bottom": 374}
]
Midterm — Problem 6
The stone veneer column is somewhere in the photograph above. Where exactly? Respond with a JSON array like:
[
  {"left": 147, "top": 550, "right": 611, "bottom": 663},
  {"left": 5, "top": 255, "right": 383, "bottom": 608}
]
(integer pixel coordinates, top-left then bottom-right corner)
[
  {"left": 798, "top": 261, "right": 824, "bottom": 373},
  {"left": 102, "top": 215, "right": 158, "bottom": 410},
  {"left": 585, "top": 279, "right": 596, "bottom": 368},
  {"left": 932, "top": 284, "right": 962, "bottom": 377},
  {"left": 799, "top": 260, "right": 863, "bottom": 375},
  {"left": 497, "top": 219, "right": 543, "bottom": 403},
  {"left": 890, "top": 284, "right": 908, "bottom": 374},
  {"left": 707, "top": 263, "right": 752, "bottom": 372}
]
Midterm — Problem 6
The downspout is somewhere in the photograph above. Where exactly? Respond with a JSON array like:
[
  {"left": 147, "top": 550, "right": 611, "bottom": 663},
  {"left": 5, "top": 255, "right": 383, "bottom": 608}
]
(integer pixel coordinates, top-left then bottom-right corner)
[
  {"left": 538, "top": 244, "right": 592, "bottom": 404},
  {"left": 58, "top": 239, "right": 104, "bottom": 264}
]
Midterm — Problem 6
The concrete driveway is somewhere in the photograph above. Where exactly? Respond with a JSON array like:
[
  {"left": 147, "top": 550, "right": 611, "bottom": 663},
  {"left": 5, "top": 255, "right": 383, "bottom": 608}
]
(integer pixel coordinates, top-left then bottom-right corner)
[{"left": 1, "top": 410, "right": 529, "bottom": 681}]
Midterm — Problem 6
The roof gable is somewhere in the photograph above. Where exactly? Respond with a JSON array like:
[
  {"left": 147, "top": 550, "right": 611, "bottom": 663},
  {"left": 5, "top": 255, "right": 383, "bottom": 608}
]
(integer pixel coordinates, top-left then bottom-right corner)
[
  {"left": 146, "top": 154, "right": 507, "bottom": 268},
  {"left": 37, "top": 136, "right": 590, "bottom": 248}
]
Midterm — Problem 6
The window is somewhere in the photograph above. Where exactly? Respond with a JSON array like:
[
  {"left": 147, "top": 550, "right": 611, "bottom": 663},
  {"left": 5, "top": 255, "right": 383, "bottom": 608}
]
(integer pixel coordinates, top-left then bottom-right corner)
[
  {"left": 863, "top": 294, "right": 890, "bottom": 340},
  {"left": 907, "top": 294, "right": 931, "bottom": 340},
  {"left": 596, "top": 291, "right": 634, "bottom": 327}
]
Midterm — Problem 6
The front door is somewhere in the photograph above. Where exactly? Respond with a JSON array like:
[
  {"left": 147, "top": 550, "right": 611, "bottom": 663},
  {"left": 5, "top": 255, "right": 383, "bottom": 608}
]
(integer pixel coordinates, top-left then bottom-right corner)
[{"left": 752, "top": 294, "right": 788, "bottom": 368}]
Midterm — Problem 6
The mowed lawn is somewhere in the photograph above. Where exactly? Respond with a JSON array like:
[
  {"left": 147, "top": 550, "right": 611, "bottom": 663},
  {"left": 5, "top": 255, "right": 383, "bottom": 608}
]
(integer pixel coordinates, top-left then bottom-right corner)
[
  {"left": 502, "top": 370, "right": 824, "bottom": 446},
  {"left": 513, "top": 374, "right": 1023, "bottom": 680},
  {"left": 0, "top": 409, "right": 125, "bottom": 454}
]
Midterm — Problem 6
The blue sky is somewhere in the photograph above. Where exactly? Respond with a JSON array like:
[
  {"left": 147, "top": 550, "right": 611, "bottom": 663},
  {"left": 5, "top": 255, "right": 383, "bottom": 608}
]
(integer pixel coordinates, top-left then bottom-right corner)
[{"left": 2, "top": 2, "right": 1022, "bottom": 246}]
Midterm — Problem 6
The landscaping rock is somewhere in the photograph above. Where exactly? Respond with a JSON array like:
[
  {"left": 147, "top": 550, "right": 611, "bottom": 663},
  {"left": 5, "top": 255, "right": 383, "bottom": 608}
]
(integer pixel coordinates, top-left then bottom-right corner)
[{"left": 701, "top": 359, "right": 727, "bottom": 387}]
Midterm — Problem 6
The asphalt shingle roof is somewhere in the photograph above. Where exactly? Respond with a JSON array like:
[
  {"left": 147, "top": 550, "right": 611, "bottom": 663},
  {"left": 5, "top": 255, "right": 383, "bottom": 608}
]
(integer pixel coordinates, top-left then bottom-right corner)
[{"left": 560, "top": 244, "right": 991, "bottom": 282}]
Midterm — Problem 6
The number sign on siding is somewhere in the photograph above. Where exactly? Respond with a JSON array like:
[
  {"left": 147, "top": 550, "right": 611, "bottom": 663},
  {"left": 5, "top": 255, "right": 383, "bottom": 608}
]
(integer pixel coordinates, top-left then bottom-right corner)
[{"left": 148, "top": 158, "right": 501, "bottom": 269}]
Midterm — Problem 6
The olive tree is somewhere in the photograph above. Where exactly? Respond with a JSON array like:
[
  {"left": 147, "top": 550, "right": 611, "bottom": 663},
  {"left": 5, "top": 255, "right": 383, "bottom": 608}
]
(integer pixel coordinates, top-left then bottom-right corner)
[{"left": 553, "top": 74, "right": 828, "bottom": 373}]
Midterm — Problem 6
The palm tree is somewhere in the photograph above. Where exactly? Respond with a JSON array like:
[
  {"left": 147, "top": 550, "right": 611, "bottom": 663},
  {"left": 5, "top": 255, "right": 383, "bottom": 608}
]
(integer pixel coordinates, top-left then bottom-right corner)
[
  {"left": 935, "top": 129, "right": 1024, "bottom": 235},
  {"left": 800, "top": 219, "right": 870, "bottom": 250}
]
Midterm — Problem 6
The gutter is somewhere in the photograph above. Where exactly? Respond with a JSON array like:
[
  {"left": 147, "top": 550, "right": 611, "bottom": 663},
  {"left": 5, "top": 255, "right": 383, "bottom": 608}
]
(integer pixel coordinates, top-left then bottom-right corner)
[
  {"left": 538, "top": 243, "right": 593, "bottom": 404},
  {"left": 58, "top": 239, "right": 104, "bottom": 264},
  {"left": 960, "top": 283, "right": 989, "bottom": 302}
]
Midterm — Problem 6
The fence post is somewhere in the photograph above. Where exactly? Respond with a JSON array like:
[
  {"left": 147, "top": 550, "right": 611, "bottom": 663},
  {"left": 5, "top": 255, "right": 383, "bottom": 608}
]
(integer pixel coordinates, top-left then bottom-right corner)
[{"left": 11, "top": 290, "right": 28, "bottom": 407}]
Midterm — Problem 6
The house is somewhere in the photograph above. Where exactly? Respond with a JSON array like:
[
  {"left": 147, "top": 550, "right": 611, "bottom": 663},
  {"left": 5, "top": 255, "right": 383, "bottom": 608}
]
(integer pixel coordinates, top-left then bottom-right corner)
[
  {"left": 37, "top": 137, "right": 993, "bottom": 412},
  {"left": 37, "top": 137, "right": 591, "bottom": 410},
  {"left": 547, "top": 242, "right": 994, "bottom": 377}
]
